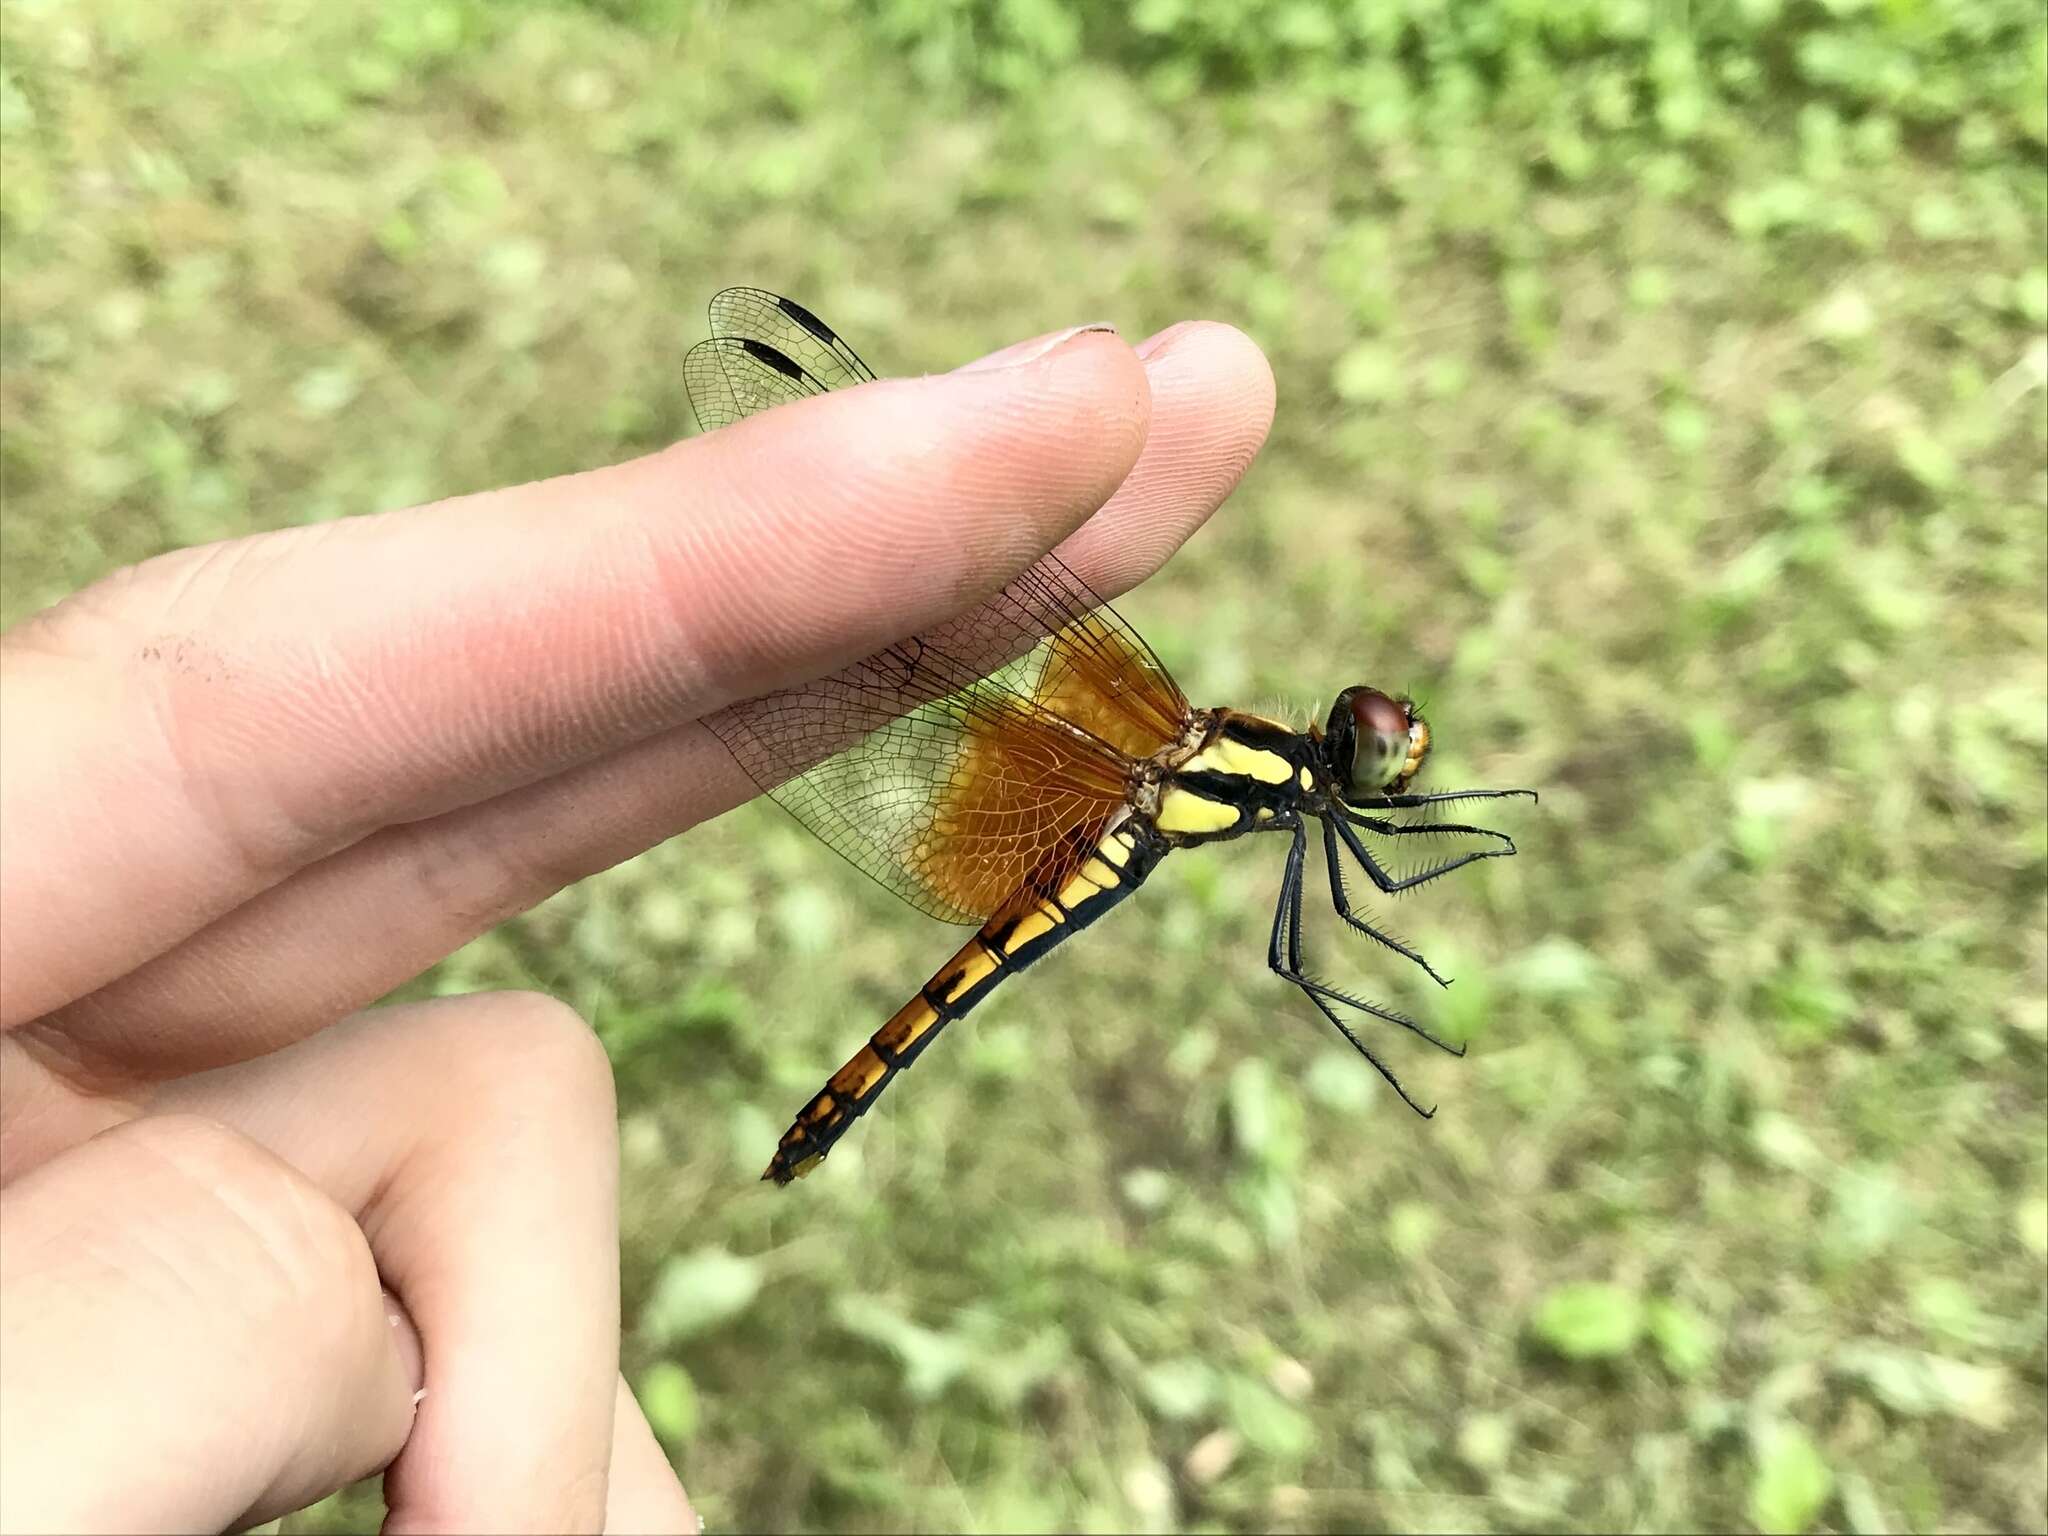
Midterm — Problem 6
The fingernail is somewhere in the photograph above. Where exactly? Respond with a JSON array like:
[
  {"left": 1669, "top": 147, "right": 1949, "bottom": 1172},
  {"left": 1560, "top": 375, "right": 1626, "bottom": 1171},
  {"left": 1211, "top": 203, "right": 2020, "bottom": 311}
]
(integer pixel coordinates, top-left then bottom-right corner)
[
  {"left": 1134, "top": 322, "right": 1188, "bottom": 362},
  {"left": 954, "top": 323, "right": 1117, "bottom": 373}
]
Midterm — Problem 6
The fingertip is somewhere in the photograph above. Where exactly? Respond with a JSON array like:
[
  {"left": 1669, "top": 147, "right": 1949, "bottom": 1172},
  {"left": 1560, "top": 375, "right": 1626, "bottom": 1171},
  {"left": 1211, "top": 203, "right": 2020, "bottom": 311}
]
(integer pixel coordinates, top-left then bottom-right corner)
[
  {"left": 1137, "top": 320, "right": 1276, "bottom": 449},
  {"left": 654, "top": 324, "right": 1152, "bottom": 703},
  {"left": 1049, "top": 320, "right": 1277, "bottom": 601},
  {"left": 952, "top": 321, "right": 1120, "bottom": 374},
  {"left": 999, "top": 323, "right": 1153, "bottom": 505},
  {"left": 934, "top": 323, "right": 1152, "bottom": 501}
]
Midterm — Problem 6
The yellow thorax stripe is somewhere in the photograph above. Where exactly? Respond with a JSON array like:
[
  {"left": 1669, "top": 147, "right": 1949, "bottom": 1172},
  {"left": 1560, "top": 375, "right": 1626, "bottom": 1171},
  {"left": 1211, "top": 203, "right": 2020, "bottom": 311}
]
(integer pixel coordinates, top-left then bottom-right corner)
[
  {"left": 1155, "top": 786, "right": 1241, "bottom": 835},
  {"left": 1184, "top": 736, "right": 1295, "bottom": 784}
]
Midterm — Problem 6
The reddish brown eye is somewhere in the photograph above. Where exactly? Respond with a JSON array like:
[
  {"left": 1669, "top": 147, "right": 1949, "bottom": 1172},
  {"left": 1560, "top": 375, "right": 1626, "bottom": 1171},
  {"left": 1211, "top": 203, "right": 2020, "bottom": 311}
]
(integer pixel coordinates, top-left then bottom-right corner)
[
  {"left": 1329, "top": 687, "right": 1408, "bottom": 793},
  {"left": 1349, "top": 688, "right": 1409, "bottom": 739},
  {"left": 1325, "top": 685, "right": 1427, "bottom": 797}
]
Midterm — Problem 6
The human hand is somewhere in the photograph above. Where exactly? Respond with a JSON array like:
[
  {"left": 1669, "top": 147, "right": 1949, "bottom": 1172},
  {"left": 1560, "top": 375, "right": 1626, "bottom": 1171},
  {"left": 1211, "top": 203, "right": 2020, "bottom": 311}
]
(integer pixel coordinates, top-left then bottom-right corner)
[{"left": 0, "top": 314, "right": 1275, "bottom": 1531}]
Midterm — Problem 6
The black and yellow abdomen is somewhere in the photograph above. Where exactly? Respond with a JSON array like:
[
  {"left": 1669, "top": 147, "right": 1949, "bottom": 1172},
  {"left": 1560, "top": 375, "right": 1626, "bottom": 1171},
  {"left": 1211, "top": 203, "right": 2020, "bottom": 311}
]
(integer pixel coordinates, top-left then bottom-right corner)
[{"left": 762, "top": 818, "right": 1167, "bottom": 1184}]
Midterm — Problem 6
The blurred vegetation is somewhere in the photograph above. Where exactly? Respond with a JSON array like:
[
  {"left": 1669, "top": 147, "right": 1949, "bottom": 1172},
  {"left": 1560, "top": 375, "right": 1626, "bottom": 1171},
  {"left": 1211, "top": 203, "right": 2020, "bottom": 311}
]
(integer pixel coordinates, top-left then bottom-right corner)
[{"left": 4, "top": 0, "right": 2045, "bottom": 1530}]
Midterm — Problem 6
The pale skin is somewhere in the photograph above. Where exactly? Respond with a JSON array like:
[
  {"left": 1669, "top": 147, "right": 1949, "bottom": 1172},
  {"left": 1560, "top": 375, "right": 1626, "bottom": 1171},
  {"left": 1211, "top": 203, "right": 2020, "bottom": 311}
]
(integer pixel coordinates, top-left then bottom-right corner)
[{"left": 0, "top": 317, "right": 1276, "bottom": 1531}]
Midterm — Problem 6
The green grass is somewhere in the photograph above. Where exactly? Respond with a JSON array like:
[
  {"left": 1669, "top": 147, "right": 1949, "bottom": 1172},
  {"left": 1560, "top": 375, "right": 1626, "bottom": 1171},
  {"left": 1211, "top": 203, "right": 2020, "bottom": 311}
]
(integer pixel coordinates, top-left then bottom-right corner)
[{"left": 4, "top": 0, "right": 2045, "bottom": 1530}]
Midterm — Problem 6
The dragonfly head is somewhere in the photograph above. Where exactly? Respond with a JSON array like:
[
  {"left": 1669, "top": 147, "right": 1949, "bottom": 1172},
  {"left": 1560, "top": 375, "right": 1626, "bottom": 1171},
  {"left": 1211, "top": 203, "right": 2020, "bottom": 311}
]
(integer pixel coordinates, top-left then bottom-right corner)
[{"left": 1322, "top": 686, "right": 1429, "bottom": 801}]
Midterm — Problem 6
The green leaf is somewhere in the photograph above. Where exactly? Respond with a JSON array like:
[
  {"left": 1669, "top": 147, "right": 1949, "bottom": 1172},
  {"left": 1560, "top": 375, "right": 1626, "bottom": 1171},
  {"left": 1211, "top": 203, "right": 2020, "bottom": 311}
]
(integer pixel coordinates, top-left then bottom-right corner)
[
  {"left": 1645, "top": 1298, "right": 1716, "bottom": 1378},
  {"left": 292, "top": 365, "right": 361, "bottom": 417},
  {"left": 1456, "top": 1411, "right": 1513, "bottom": 1471},
  {"left": 1222, "top": 1375, "right": 1313, "bottom": 1459},
  {"left": 1837, "top": 1470, "right": 1893, "bottom": 1536},
  {"left": 1825, "top": 1164, "right": 1913, "bottom": 1260},
  {"left": 1892, "top": 426, "right": 1956, "bottom": 491},
  {"left": 1386, "top": 1200, "right": 1440, "bottom": 1262},
  {"left": 637, "top": 1360, "right": 700, "bottom": 1444},
  {"left": 1910, "top": 1276, "right": 1996, "bottom": 1348},
  {"left": 1920, "top": 1356, "right": 2012, "bottom": 1429},
  {"left": 1749, "top": 1423, "right": 1833, "bottom": 1535},
  {"left": 1226, "top": 1065, "right": 1272, "bottom": 1160},
  {"left": 1529, "top": 1282, "right": 1644, "bottom": 1360},
  {"left": 1808, "top": 286, "right": 1875, "bottom": 341},
  {"left": 1130, "top": 0, "right": 1185, "bottom": 36},
  {"left": 1833, "top": 1341, "right": 2013, "bottom": 1427},
  {"left": 1121, "top": 1166, "right": 1174, "bottom": 1212},
  {"left": 478, "top": 235, "right": 548, "bottom": 293},
  {"left": 1139, "top": 1357, "right": 1215, "bottom": 1421},
  {"left": 641, "top": 1247, "right": 762, "bottom": 1343},
  {"left": 959, "top": 1321, "right": 1068, "bottom": 1411},
  {"left": 1662, "top": 400, "right": 1712, "bottom": 455},
  {"left": 2016, "top": 266, "right": 2048, "bottom": 326},
  {"left": 833, "top": 1296, "right": 970, "bottom": 1401},
  {"left": 1509, "top": 938, "right": 1604, "bottom": 999},
  {"left": 1628, "top": 267, "right": 1672, "bottom": 308},
  {"left": 1227, "top": 1058, "right": 1288, "bottom": 1162},
  {"left": 1305, "top": 1050, "right": 1376, "bottom": 1113},
  {"left": 1762, "top": 954, "right": 1855, "bottom": 1050},
  {"left": 2017, "top": 1190, "right": 2048, "bottom": 1258},
  {"left": 771, "top": 884, "right": 840, "bottom": 953},
  {"left": 1750, "top": 1112, "right": 1824, "bottom": 1174},
  {"left": 1330, "top": 341, "right": 1404, "bottom": 406}
]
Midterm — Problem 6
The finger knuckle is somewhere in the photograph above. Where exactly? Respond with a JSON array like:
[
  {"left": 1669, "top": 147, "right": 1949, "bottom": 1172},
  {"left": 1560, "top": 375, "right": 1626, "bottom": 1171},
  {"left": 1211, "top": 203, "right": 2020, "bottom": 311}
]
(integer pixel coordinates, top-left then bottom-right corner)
[
  {"left": 119, "top": 1115, "right": 383, "bottom": 1358},
  {"left": 118, "top": 1110, "right": 282, "bottom": 1199}
]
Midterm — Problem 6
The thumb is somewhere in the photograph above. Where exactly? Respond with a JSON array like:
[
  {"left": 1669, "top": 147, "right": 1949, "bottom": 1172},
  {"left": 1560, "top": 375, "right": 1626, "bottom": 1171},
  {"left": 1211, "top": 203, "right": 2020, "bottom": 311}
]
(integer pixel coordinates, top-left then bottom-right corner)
[{"left": 0, "top": 1114, "right": 423, "bottom": 1530}]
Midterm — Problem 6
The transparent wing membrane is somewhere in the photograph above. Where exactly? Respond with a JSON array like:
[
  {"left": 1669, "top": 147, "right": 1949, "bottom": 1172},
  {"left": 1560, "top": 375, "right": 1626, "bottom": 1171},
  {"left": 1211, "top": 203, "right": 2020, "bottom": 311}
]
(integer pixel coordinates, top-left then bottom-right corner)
[{"left": 685, "top": 289, "right": 1193, "bottom": 922}]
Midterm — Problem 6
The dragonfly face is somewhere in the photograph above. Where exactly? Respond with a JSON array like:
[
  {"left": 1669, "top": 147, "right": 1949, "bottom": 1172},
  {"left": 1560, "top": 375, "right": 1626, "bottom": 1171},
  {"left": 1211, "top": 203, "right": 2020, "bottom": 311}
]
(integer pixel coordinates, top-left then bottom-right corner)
[
  {"left": 684, "top": 289, "right": 1536, "bottom": 1186},
  {"left": 1321, "top": 685, "right": 1431, "bottom": 801}
]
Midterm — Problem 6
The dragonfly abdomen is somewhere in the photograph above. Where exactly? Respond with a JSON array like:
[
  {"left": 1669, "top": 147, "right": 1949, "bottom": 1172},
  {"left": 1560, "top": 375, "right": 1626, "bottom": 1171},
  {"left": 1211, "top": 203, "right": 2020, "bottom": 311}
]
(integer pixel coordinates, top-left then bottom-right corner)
[{"left": 762, "top": 819, "right": 1167, "bottom": 1184}]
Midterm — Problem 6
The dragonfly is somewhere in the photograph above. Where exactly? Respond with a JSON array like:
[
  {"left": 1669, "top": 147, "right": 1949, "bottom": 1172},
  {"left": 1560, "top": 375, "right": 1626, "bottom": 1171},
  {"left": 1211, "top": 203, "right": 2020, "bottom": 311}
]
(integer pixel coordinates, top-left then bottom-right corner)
[{"left": 684, "top": 288, "right": 1535, "bottom": 1186}]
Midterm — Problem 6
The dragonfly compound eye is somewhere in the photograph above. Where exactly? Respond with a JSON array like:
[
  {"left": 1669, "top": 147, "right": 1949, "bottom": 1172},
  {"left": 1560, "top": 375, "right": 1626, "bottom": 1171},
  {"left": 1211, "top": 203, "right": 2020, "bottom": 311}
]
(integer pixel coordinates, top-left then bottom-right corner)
[{"left": 1327, "top": 685, "right": 1421, "bottom": 796}]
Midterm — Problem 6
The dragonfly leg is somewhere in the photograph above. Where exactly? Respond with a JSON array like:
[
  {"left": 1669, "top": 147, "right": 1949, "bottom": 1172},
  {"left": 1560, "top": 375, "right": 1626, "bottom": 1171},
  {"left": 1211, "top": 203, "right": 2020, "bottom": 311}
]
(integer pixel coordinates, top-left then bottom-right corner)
[
  {"left": 1335, "top": 808, "right": 1515, "bottom": 892},
  {"left": 1265, "top": 818, "right": 1456, "bottom": 1120},
  {"left": 1346, "top": 813, "right": 1518, "bottom": 854},
  {"left": 1361, "top": 787, "right": 1539, "bottom": 810},
  {"left": 1319, "top": 816, "right": 1451, "bottom": 987}
]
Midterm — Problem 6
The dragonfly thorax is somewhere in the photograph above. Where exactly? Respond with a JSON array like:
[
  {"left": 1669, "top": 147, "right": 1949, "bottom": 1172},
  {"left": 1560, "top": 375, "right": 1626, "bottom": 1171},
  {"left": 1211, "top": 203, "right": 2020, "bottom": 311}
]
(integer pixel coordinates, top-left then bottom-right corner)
[{"left": 1141, "top": 709, "right": 1318, "bottom": 845}]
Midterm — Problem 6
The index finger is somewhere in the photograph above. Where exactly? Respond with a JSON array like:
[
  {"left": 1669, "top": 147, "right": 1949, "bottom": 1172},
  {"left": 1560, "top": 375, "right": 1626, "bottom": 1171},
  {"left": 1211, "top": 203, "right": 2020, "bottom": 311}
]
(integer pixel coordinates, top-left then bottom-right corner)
[{"left": 0, "top": 329, "right": 1148, "bottom": 1030}]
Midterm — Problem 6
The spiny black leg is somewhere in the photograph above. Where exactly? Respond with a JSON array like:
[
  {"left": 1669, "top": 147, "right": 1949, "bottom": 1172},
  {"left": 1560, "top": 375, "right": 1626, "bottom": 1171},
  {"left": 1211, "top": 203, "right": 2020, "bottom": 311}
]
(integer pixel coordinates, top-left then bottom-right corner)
[
  {"left": 1345, "top": 813, "right": 1517, "bottom": 854},
  {"left": 1359, "top": 787, "right": 1538, "bottom": 810},
  {"left": 1321, "top": 816, "right": 1452, "bottom": 987},
  {"left": 1265, "top": 819, "right": 1446, "bottom": 1119},
  {"left": 1263, "top": 815, "right": 1305, "bottom": 976},
  {"left": 1291, "top": 826, "right": 1466, "bottom": 1059},
  {"left": 1335, "top": 811, "right": 1513, "bottom": 894}
]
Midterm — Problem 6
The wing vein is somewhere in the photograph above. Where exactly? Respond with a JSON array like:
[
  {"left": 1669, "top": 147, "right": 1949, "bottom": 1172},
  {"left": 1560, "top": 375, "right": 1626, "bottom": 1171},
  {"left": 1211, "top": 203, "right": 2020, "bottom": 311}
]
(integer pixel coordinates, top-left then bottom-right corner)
[{"left": 687, "top": 291, "right": 1191, "bottom": 922}]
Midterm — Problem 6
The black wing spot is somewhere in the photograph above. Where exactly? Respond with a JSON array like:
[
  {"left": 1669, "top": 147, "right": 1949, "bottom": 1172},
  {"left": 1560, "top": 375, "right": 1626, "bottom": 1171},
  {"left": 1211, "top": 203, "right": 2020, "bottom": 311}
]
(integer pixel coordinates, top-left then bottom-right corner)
[
  {"left": 740, "top": 338, "right": 809, "bottom": 381},
  {"left": 695, "top": 291, "right": 1191, "bottom": 925},
  {"left": 776, "top": 294, "right": 843, "bottom": 349}
]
